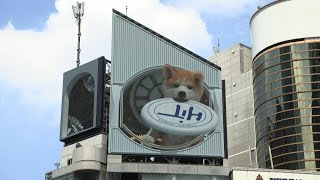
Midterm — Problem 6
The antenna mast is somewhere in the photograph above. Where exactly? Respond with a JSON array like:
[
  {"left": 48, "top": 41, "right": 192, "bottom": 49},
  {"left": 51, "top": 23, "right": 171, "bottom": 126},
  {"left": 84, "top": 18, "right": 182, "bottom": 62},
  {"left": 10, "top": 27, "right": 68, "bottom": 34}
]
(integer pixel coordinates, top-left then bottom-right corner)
[
  {"left": 72, "top": 2, "right": 84, "bottom": 67},
  {"left": 213, "top": 39, "right": 220, "bottom": 55}
]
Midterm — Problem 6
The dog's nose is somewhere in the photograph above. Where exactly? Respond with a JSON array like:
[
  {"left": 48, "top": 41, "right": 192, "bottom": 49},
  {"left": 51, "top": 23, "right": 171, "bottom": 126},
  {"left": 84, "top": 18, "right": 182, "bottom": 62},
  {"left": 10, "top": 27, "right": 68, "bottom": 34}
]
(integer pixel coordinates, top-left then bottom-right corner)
[{"left": 179, "top": 91, "right": 186, "bottom": 98}]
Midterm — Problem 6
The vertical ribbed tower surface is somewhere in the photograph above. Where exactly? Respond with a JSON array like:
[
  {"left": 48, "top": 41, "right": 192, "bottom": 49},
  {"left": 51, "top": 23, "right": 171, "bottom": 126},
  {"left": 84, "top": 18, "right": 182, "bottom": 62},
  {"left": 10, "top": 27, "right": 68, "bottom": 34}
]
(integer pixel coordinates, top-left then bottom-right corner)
[{"left": 250, "top": 0, "right": 320, "bottom": 170}]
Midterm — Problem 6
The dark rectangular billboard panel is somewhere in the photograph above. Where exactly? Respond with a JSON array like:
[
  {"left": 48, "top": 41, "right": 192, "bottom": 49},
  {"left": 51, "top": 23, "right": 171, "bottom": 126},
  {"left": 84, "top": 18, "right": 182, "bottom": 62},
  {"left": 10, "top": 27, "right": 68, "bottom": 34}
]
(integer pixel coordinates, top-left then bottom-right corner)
[{"left": 60, "top": 57, "right": 105, "bottom": 144}]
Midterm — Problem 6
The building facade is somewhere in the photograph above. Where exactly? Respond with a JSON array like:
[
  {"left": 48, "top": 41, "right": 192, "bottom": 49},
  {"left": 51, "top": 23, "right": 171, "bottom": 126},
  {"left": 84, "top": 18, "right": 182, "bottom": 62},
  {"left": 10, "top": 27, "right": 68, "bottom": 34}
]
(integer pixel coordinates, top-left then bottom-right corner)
[
  {"left": 209, "top": 44, "right": 257, "bottom": 168},
  {"left": 250, "top": 0, "right": 320, "bottom": 170},
  {"left": 46, "top": 1, "right": 320, "bottom": 179},
  {"left": 46, "top": 9, "right": 228, "bottom": 180}
]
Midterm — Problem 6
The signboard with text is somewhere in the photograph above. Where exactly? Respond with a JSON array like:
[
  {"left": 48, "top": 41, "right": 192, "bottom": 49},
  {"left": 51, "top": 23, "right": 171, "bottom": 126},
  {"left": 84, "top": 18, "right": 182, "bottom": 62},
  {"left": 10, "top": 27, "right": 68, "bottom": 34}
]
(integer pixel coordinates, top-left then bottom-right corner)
[
  {"left": 231, "top": 169, "right": 318, "bottom": 180},
  {"left": 141, "top": 98, "right": 218, "bottom": 135},
  {"left": 108, "top": 9, "right": 225, "bottom": 157}
]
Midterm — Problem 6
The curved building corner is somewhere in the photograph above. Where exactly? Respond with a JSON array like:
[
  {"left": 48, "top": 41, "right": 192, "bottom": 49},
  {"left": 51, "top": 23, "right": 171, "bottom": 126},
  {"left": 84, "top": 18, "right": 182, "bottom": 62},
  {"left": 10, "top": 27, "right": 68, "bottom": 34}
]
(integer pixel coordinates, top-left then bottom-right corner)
[{"left": 251, "top": 0, "right": 320, "bottom": 170}]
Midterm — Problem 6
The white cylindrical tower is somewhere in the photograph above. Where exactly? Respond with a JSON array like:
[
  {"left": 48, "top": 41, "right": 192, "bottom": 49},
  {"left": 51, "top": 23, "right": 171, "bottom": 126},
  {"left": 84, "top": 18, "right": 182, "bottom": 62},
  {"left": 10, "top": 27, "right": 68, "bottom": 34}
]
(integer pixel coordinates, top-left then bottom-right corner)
[
  {"left": 251, "top": 0, "right": 320, "bottom": 58},
  {"left": 250, "top": 0, "right": 320, "bottom": 170}
]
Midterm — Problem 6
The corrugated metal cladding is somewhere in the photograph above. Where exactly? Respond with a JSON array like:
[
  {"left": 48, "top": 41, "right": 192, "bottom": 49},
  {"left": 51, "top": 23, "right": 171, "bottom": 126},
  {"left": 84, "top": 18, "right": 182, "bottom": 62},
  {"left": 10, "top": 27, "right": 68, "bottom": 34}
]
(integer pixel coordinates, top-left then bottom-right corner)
[
  {"left": 111, "top": 10, "right": 221, "bottom": 88},
  {"left": 108, "top": 9, "right": 225, "bottom": 157},
  {"left": 109, "top": 128, "right": 223, "bottom": 157}
]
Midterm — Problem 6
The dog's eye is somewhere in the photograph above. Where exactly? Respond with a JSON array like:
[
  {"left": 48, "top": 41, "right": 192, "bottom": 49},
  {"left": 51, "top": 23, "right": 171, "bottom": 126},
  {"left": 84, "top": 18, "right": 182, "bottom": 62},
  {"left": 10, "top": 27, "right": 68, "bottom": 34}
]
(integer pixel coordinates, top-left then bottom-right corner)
[
  {"left": 188, "top": 85, "right": 193, "bottom": 89},
  {"left": 174, "top": 83, "right": 179, "bottom": 88}
]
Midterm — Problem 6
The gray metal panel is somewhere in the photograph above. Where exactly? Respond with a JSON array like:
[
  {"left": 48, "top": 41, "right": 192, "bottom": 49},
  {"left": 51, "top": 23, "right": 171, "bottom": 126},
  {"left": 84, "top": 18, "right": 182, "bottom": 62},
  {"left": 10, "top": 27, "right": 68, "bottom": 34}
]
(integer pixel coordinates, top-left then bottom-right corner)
[
  {"left": 108, "top": 10, "right": 225, "bottom": 157},
  {"left": 109, "top": 128, "right": 223, "bottom": 157},
  {"left": 107, "top": 163, "right": 232, "bottom": 175},
  {"left": 111, "top": 11, "right": 221, "bottom": 88},
  {"left": 108, "top": 85, "right": 225, "bottom": 157}
]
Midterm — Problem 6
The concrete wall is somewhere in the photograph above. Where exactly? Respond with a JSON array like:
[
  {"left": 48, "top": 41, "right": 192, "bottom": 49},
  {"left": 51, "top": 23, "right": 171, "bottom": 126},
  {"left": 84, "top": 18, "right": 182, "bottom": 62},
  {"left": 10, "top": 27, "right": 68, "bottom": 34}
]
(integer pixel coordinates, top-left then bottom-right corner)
[
  {"left": 60, "top": 134, "right": 107, "bottom": 167},
  {"left": 209, "top": 44, "right": 256, "bottom": 168}
]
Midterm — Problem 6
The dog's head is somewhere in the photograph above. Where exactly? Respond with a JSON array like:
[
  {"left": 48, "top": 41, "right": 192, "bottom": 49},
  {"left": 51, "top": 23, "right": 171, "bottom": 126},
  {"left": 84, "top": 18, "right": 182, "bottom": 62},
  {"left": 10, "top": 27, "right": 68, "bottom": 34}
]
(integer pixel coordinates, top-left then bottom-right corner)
[{"left": 162, "top": 64, "right": 204, "bottom": 102}]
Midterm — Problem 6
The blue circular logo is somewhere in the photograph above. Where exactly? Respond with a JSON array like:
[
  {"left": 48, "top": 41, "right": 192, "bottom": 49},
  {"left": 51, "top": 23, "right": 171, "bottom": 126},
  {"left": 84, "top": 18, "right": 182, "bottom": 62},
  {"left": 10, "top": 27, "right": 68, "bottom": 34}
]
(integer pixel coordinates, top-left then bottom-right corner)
[{"left": 140, "top": 98, "right": 218, "bottom": 135}]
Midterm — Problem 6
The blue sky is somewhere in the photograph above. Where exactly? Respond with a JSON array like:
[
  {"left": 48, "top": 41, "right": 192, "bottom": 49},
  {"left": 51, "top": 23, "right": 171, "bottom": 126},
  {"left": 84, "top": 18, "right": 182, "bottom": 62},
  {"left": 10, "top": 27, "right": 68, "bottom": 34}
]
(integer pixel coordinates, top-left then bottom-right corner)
[{"left": 0, "top": 0, "right": 271, "bottom": 179}]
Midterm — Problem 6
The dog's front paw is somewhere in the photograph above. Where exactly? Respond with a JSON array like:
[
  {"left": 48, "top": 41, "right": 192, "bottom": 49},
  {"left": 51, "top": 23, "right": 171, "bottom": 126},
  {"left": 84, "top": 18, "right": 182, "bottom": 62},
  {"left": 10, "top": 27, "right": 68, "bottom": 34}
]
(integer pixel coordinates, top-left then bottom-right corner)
[{"left": 141, "top": 135, "right": 155, "bottom": 144}]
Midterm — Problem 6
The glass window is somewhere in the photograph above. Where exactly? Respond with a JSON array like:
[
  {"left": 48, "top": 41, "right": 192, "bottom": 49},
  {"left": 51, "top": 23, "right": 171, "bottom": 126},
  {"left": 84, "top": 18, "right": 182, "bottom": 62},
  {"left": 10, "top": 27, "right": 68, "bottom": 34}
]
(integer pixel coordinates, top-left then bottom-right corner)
[
  {"left": 271, "top": 135, "right": 302, "bottom": 148},
  {"left": 310, "top": 66, "right": 320, "bottom": 74},
  {"left": 255, "top": 88, "right": 265, "bottom": 99},
  {"left": 269, "top": 49, "right": 279, "bottom": 58},
  {"left": 255, "top": 96, "right": 264, "bottom": 107},
  {"left": 282, "top": 85, "right": 295, "bottom": 94},
  {"left": 270, "top": 88, "right": 281, "bottom": 99},
  {"left": 296, "top": 76, "right": 313, "bottom": 87},
  {"left": 254, "top": 72, "right": 265, "bottom": 85},
  {"left": 281, "top": 61, "right": 293, "bottom": 70},
  {"left": 279, "top": 118, "right": 297, "bottom": 127},
  {"left": 294, "top": 51, "right": 309, "bottom": 59},
  {"left": 310, "top": 58, "right": 320, "bottom": 66},
  {"left": 267, "top": 107, "right": 277, "bottom": 116},
  {"left": 312, "top": 74, "right": 320, "bottom": 81},
  {"left": 314, "top": 43, "right": 320, "bottom": 49},
  {"left": 254, "top": 42, "right": 320, "bottom": 170},
  {"left": 295, "top": 43, "right": 308, "bottom": 52},
  {"left": 254, "top": 79, "right": 265, "bottom": 92},
  {"left": 271, "top": 73, "right": 280, "bottom": 82},
  {"left": 266, "top": 74, "right": 274, "bottom": 84},
  {"left": 308, "top": 43, "right": 320, "bottom": 50},
  {"left": 254, "top": 56, "right": 265, "bottom": 70},
  {"left": 256, "top": 104, "right": 267, "bottom": 116},
  {"left": 255, "top": 63, "right": 265, "bottom": 77},
  {"left": 280, "top": 54, "right": 291, "bottom": 63},
  {"left": 266, "top": 91, "right": 272, "bottom": 100},
  {"left": 264, "top": 51, "right": 270, "bottom": 61},
  {"left": 295, "top": 60, "right": 309, "bottom": 67},
  {"left": 271, "top": 80, "right": 281, "bottom": 90},
  {"left": 266, "top": 66, "right": 280, "bottom": 75},
  {"left": 299, "top": 67, "right": 313, "bottom": 75},
  {"left": 281, "top": 77, "right": 294, "bottom": 86},
  {"left": 283, "top": 93, "right": 297, "bottom": 102},
  {"left": 281, "top": 69, "right": 294, "bottom": 78},
  {"left": 257, "top": 138, "right": 268, "bottom": 152},
  {"left": 273, "top": 152, "right": 304, "bottom": 167},
  {"left": 280, "top": 46, "right": 291, "bottom": 54},
  {"left": 308, "top": 50, "right": 320, "bottom": 58},
  {"left": 277, "top": 161, "right": 305, "bottom": 170},
  {"left": 266, "top": 57, "right": 279, "bottom": 67}
]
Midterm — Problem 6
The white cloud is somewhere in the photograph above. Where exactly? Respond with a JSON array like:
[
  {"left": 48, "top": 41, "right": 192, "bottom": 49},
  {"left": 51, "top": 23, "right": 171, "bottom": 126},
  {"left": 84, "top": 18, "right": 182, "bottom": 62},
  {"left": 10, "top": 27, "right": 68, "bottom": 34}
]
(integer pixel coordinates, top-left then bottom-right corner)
[
  {"left": 0, "top": 0, "right": 213, "bottom": 107},
  {"left": 0, "top": 0, "right": 272, "bottom": 110},
  {"left": 162, "top": 0, "right": 272, "bottom": 16}
]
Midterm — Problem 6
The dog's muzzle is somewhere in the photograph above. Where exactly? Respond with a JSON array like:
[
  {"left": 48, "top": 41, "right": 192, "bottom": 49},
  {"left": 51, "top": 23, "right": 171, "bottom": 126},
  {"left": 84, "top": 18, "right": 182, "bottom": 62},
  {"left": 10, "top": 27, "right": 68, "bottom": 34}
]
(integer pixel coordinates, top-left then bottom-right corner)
[{"left": 178, "top": 91, "right": 186, "bottom": 99}]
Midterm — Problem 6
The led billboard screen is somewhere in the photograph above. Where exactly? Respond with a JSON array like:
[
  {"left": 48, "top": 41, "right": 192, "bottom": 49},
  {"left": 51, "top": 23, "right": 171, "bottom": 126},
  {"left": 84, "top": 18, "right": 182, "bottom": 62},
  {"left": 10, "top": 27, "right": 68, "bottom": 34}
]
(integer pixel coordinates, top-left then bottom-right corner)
[
  {"left": 108, "top": 9, "right": 224, "bottom": 157},
  {"left": 60, "top": 57, "right": 105, "bottom": 144},
  {"left": 120, "top": 65, "right": 217, "bottom": 150},
  {"left": 67, "top": 73, "right": 94, "bottom": 136}
]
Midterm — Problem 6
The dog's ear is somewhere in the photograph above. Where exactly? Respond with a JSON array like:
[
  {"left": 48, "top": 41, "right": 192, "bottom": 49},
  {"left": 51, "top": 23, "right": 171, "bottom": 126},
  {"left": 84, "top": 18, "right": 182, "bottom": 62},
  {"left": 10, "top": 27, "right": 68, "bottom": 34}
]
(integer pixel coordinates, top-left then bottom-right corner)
[
  {"left": 163, "top": 64, "right": 176, "bottom": 80},
  {"left": 194, "top": 72, "right": 204, "bottom": 85}
]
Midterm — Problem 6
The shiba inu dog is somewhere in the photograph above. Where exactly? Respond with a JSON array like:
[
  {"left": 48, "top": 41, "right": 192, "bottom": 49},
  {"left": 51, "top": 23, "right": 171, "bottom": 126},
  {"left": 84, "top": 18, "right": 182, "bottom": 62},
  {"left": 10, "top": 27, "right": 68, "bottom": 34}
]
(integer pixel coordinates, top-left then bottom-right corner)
[
  {"left": 141, "top": 64, "right": 205, "bottom": 147},
  {"left": 162, "top": 64, "right": 204, "bottom": 102}
]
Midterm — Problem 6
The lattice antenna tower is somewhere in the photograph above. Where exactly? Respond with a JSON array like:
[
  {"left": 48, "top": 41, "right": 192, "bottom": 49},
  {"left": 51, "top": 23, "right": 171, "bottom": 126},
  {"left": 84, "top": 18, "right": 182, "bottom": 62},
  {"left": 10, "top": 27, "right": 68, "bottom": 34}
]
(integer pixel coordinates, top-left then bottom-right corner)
[{"left": 72, "top": 2, "right": 85, "bottom": 67}]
